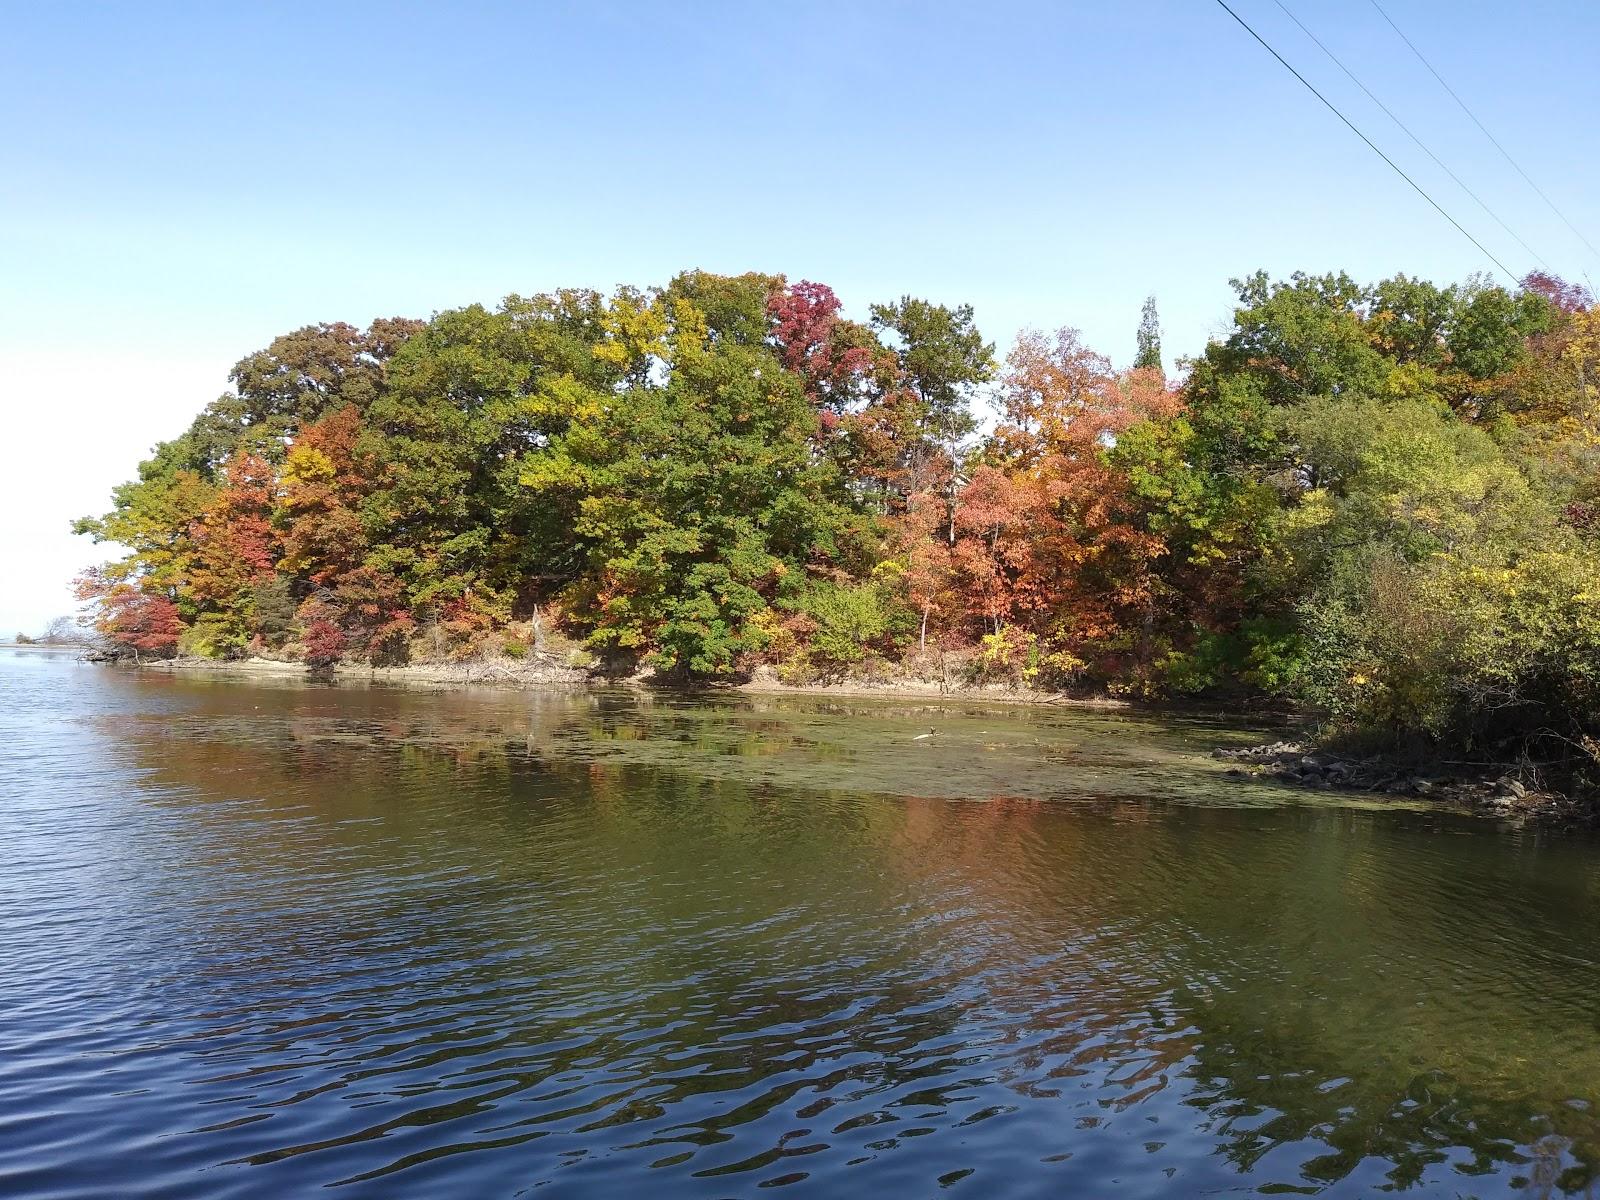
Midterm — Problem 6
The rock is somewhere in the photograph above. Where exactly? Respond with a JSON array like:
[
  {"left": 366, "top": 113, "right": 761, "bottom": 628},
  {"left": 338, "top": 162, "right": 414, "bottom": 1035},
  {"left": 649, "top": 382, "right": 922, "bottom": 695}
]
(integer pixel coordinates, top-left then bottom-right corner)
[{"left": 1218, "top": 740, "right": 1304, "bottom": 763}]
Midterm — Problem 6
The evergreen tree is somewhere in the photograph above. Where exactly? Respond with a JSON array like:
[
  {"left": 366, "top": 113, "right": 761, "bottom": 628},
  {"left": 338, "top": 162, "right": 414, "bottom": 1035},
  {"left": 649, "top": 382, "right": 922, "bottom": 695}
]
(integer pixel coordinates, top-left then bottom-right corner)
[{"left": 1134, "top": 295, "right": 1162, "bottom": 371}]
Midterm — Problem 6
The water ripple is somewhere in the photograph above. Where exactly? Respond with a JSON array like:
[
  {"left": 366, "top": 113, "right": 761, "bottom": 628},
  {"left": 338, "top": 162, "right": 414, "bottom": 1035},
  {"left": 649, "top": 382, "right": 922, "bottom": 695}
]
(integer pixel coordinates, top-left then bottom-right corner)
[{"left": 3, "top": 650, "right": 1600, "bottom": 1197}]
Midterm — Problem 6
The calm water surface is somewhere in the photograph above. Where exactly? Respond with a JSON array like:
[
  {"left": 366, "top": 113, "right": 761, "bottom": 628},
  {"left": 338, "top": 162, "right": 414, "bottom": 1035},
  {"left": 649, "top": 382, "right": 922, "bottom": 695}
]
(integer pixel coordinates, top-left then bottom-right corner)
[{"left": 3, "top": 649, "right": 1600, "bottom": 1198}]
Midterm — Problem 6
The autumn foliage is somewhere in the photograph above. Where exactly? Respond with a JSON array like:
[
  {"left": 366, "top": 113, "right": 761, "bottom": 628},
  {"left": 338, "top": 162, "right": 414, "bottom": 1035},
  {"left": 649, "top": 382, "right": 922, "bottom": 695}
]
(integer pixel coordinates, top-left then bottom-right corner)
[
  {"left": 73, "top": 569, "right": 183, "bottom": 657},
  {"left": 73, "top": 269, "right": 1600, "bottom": 757}
]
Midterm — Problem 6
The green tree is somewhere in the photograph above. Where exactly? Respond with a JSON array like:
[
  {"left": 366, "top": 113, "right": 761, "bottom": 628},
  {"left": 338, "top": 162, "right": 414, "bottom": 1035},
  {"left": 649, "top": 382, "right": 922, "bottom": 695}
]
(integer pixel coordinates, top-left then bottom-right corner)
[
  {"left": 869, "top": 296, "right": 993, "bottom": 461},
  {"left": 1210, "top": 271, "right": 1386, "bottom": 404},
  {"left": 523, "top": 285, "right": 864, "bottom": 675},
  {"left": 1134, "top": 295, "right": 1162, "bottom": 371},
  {"left": 868, "top": 297, "right": 995, "bottom": 543},
  {"left": 360, "top": 291, "right": 616, "bottom": 635}
]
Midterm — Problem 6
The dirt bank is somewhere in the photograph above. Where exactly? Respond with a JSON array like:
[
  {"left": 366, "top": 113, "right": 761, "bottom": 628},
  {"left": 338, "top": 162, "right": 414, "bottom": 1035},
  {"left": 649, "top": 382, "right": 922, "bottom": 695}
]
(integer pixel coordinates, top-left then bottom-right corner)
[{"left": 118, "top": 654, "right": 1132, "bottom": 709}]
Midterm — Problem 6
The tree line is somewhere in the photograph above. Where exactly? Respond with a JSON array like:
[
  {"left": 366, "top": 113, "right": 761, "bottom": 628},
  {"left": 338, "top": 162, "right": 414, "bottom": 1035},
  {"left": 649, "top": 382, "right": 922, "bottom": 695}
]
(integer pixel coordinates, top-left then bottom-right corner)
[{"left": 76, "top": 268, "right": 1600, "bottom": 757}]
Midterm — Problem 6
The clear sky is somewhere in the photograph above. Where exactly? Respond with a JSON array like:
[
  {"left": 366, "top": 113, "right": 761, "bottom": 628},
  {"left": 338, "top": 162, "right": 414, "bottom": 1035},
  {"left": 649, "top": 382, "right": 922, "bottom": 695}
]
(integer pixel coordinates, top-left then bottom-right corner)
[{"left": 2, "top": 0, "right": 1597, "bottom": 635}]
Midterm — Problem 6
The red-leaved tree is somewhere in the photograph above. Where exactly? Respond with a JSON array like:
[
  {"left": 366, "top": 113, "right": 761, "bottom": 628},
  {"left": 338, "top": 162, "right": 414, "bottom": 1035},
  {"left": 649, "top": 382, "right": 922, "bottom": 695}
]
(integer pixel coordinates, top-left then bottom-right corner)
[{"left": 73, "top": 569, "right": 183, "bottom": 659}]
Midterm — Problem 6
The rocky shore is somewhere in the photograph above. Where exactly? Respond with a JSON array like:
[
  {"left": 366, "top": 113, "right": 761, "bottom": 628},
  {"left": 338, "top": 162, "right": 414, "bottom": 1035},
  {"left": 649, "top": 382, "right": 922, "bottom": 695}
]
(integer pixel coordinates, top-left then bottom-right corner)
[{"left": 1214, "top": 740, "right": 1590, "bottom": 824}]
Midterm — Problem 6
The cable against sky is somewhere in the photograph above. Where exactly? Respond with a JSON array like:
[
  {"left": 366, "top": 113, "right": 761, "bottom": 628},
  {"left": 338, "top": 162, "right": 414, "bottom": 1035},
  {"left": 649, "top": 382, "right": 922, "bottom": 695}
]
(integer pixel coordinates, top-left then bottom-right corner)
[
  {"left": 1271, "top": 0, "right": 1549, "bottom": 272},
  {"left": 1213, "top": 0, "right": 1517, "bottom": 283},
  {"left": 1367, "top": 0, "right": 1599, "bottom": 263}
]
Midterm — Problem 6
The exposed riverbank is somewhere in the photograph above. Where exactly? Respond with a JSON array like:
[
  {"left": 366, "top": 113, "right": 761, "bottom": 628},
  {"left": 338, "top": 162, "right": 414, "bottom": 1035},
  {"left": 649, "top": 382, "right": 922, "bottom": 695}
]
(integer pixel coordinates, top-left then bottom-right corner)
[
  {"left": 95, "top": 652, "right": 1595, "bottom": 824},
  {"left": 111, "top": 652, "right": 1137, "bottom": 709}
]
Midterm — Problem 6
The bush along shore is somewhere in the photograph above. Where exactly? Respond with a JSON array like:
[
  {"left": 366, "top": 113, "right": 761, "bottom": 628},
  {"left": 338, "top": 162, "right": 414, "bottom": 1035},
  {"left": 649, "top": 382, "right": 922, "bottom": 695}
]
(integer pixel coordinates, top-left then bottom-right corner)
[{"left": 73, "top": 269, "right": 1600, "bottom": 817}]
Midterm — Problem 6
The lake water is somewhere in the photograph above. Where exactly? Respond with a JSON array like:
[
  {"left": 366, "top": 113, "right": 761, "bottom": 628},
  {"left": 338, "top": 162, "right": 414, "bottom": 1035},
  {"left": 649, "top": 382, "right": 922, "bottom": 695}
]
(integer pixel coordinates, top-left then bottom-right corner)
[{"left": 3, "top": 648, "right": 1600, "bottom": 1198}]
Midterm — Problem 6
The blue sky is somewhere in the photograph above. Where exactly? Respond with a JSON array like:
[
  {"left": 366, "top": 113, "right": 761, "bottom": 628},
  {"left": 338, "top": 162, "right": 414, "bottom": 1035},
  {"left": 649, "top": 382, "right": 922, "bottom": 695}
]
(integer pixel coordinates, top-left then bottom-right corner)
[{"left": 2, "top": 0, "right": 1597, "bottom": 633}]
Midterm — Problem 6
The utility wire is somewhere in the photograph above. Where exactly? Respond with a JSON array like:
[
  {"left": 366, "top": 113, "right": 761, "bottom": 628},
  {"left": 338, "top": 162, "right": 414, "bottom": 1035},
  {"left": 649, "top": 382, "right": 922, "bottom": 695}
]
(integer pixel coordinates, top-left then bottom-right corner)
[
  {"left": 1213, "top": 0, "right": 1518, "bottom": 283},
  {"left": 1368, "top": 0, "right": 1599, "bottom": 262},
  {"left": 1272, "top": 0, "right": 1549, "bottom": 271}
]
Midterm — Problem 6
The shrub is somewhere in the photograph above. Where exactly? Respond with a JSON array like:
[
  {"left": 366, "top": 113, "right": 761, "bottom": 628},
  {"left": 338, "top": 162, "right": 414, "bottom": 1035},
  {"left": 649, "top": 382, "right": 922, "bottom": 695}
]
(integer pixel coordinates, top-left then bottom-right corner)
[
  {"left": 179, "top": 612, "right": 248, "bottom": 660},
  {"left": 1293, "top": 538, "right": 1600, "bottom": 755},
  {"left": 781, "top": 579, "right": 912, "bottom": 678},
  {"left": 302, "top": 619, "right": 347, "bottom": 668},
  {"left": 971, "top": 626, "right": 1034, "bottom": 685}
]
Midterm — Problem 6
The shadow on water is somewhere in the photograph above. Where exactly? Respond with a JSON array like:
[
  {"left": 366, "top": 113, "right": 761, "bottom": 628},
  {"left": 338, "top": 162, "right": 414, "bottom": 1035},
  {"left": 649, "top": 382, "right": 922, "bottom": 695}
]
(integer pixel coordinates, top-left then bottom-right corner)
[{"left": 3, "top": 653, "right": 1600, "bottom": 1197}]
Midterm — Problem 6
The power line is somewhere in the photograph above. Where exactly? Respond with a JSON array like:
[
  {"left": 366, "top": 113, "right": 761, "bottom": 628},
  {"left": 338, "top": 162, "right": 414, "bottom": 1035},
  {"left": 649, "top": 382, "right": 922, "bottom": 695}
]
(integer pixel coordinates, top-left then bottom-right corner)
[
  {"left": 1212, "top": 0, "right": 1518, "bottom": 283},
  {"left": 1272, "top": 0, "right": 1549, "bottom": 271},
  {"left": 1367, "top": 0, "right": 1599, "bottom": 262}
]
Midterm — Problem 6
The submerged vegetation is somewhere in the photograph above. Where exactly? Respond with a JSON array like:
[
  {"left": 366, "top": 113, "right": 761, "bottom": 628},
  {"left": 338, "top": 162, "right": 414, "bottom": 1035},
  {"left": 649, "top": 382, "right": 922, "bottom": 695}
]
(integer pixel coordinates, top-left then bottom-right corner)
[{"left": 76, "top": 268, "right": 1600, "bottom": 773}]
